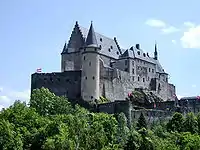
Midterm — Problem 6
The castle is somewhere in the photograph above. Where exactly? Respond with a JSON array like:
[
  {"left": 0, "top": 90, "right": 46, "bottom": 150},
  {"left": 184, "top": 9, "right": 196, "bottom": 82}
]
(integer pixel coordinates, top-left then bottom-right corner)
[{"left": 31, "top": 21, "right": 176, "bottom": 103}]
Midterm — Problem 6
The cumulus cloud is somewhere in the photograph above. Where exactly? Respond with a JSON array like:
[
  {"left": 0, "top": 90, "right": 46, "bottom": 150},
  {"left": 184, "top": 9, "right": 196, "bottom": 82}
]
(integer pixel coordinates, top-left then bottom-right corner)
[
  {"left": 0, "top": 88, "right": 30, "bottom": 110},
  {"left": 172, "top": 40, "right": 176, "bottom": 44},
  {"left": 145, "top": 19, "right": 166, "bottom": 28},
  {"left": 180, "top": 25, "right": 200, "bottom": 48},
  {"left": 161, "top": 26, "right": 180, "bottom": 34},
  {"left": 146, "top": 19, "right": 180, "bottom": 34},
  {"left": 183, "top": 21, "right": 195, "bottom": 28}
]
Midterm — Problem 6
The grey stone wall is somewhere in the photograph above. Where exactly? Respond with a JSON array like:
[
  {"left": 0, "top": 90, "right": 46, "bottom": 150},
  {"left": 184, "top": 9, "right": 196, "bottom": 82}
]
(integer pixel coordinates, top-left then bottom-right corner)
[{"left": 31, "top": 71, "right": 82, "bottom": 100}]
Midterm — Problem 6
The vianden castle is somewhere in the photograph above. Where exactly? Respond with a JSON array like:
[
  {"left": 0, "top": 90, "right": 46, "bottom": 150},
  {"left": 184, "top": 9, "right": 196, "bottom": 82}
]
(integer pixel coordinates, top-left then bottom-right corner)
[
  {"left": 32, "top": 21, "right": 200, "bottom": 124},
  {"left": 31, "top": 21, "right": 176, "bottom": 103}
]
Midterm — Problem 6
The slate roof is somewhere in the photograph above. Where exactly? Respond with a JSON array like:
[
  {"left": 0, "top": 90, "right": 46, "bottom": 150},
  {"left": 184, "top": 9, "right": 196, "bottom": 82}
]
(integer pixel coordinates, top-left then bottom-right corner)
[
  {"left": 79, "top": 26, "right": 121, "bottom": 59},
  {"left": 85, "top": 22, "right": 98, "bottom": 47},
  {"left": 68, "top": 22, "right": 166, "bottom": 74}
]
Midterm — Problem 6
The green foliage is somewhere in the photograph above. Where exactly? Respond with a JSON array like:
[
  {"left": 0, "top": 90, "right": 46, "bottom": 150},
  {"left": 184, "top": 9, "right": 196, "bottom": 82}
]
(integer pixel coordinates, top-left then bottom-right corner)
[
  {"left": 98, "top": 96, "right": 110, "bottom": 104},
  {"left": 137, "top": 113, "right": 147, "bottom": 130},
  {"left": 2, "top": 88, "right": 200, "bottom": 149},
  {"left": 167, "top": 112, "right": 184, "bottom": 132},
  {"left": 183, "top": 112, "right": 198, "bottom": 134}
]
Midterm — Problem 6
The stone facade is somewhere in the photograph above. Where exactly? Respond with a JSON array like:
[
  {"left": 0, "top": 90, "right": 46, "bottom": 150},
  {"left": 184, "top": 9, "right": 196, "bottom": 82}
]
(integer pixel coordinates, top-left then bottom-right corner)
[{"left": 31, "top": 21, "right": 176, "bottom": 102}]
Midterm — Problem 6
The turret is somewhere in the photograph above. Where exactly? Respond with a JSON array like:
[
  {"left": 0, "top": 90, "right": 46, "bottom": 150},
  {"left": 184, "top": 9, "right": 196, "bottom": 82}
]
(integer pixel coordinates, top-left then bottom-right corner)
[
  {"left": 154, "top": 42, "right": 158, "bottom": 60},
  {"left": 81, "top": 22, "right": 100, "bottom": 101}
]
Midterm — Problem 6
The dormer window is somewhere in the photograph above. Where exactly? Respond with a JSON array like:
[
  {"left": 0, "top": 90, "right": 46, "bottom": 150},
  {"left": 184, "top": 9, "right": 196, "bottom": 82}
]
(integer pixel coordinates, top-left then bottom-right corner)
[
  {"left": 99, "top": 45, "right": 102, "bottom": 49},
  {"left": 116, "top": 51, "right": 119, "bottom": 55},
  {"left": 111, "top": 46, "right": 113, "bottom": 49},
  {"left": 143, "top": 53, "right": 146, "bottom": 57},
  {"left": 100, "top": 38, "right": 102, "bottom": 42},
  {"left": 137, "top": 51, "right": 140, "bottom": 55},
  {"left": 108, "top": 48, "right": 111, "bottom": 52}
]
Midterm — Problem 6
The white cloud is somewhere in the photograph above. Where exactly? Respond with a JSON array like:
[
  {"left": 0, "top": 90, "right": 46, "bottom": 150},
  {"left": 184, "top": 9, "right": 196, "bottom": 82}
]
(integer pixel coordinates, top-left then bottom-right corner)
[
  {"left": 172, "top": 40, "right": 176, "bottom": 44},
  {"left": 192, "top": 84, "right": 197, "bottom": 88},
  {"left": 145, "top": 19, "right": 166, "bottom": 28},
  {"left": 0, "top": 88, "right": 30, "bottom": 109},
  {"left": 161, "top": 26, "right": 180, "bottom": 34},
  {"left": 180, "top": 25, "right": 200, "bottom": 48},
  {"left": 183, "top": 21, "right": 195, "bottom": 28},
  {"left": 176, "top": 95, "right": 183, "bottom": 99}
]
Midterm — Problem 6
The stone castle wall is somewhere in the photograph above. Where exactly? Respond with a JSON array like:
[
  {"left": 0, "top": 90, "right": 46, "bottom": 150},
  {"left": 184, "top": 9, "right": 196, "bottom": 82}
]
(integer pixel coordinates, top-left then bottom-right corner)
[{"left": 31, "top": 71, "right": 82, "bottom": 100}]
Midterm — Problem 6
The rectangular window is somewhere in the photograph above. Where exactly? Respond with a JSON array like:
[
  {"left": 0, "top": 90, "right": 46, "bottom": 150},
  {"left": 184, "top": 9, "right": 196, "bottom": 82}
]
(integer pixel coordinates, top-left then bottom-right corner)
[
  {"left": 143, "top": 78, "right": 145, "bottom": 82},
  {"left": 132, "top": 61, "right": 134, "bottom": 66},
  {"left": 152, "top": 69, "right": 154, "bottom": 73},
  {"left": 125, "top": 60, "right": 128, "bottom": 65},
  {"left": 132, "top": 76, "right": 134, "bottom": 81},
  {"left": 138, "top": 76, "right": 140, "bottom": 81},
  {"left": 149, "top": 68, "right": 151, "bottom": 72},
  {"left": 132, "top": 68, "right": 134, "bottom": 74}
]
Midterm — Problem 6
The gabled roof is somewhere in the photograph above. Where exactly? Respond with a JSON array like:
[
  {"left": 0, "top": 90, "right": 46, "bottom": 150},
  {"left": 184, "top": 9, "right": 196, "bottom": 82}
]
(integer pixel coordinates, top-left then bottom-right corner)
[{"left": 79, "top": 26, "right": 121, "bottom": 59}]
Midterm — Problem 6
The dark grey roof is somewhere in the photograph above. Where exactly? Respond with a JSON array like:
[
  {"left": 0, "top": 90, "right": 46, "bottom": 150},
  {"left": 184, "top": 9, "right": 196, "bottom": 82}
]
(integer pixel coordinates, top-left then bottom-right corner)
[
  {"left": 79, "top": 26, "right": 121, "bottom": 59},
  {"left": 85, "top": 22, "right": 98, "bottom": 47},
  {"left": 61, "top": 42, "right": 67, "bottom": 53}
]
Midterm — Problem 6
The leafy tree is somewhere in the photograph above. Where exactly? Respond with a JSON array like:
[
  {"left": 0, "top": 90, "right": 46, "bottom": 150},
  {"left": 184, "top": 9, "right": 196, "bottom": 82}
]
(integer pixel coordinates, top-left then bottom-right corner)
[
  {"left": 30, "top": 87, "right": 73, "bottom": 116},
  {"left": 167, "top": 112, "right": 184, "bottom": 132},
  {"left": 183, "top": 112, "right": 198, "bottom": 134},
  {"left": 137, "top": 113, "right": 147, "bottom": 130},
  {"left": 196, "top": 112, "right": 200, "bottom": 134}
]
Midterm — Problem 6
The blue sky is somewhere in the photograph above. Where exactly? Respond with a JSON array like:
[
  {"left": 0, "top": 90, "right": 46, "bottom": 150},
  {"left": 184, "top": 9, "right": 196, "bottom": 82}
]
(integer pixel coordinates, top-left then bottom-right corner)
[{"left": 0, "top": 0, "right": 200, "bottom": 108}]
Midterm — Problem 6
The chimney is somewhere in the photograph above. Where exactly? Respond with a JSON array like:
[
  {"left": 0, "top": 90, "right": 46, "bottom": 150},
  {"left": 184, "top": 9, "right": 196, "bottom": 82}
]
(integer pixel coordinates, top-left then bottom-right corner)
[{"left": 136, "top": 44, "right": 140, "bottom": 49}]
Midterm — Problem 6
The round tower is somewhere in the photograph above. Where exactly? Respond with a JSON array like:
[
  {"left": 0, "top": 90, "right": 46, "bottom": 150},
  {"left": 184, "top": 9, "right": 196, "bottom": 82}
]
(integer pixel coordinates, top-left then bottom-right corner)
[{"left": 81, "top": 22, "right": 100, "bottom": 102}]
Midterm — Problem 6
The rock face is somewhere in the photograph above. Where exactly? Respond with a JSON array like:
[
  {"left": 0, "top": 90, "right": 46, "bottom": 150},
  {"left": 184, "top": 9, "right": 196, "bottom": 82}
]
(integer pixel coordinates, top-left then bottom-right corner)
[{"left": 128, "top": 88, "right": 163, "bottom": 107}]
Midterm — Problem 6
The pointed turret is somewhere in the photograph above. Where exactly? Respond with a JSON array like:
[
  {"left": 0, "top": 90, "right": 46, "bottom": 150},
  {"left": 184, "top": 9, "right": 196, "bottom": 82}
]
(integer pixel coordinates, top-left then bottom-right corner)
[
  {"left": 61, "top": 42, "right": 67, "bottom": 53},
  {"left": 85, "top": 21, "right": 98, "bottom": 47},
  {"left": 154, "top": 41, "right": 158, "bottom": 60}
]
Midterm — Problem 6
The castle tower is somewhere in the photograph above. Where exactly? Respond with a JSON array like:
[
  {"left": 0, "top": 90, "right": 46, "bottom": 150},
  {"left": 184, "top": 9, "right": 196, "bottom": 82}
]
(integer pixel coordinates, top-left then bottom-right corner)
[
  {"left": 81, "top": 22, "right": 100, "bottom": 101},
  {"left": 154, "top": 42, "right": 158, "bottom": 60}
]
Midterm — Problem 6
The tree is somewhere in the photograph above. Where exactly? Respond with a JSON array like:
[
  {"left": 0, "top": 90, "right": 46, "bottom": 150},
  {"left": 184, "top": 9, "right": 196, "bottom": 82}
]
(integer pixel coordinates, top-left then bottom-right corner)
[
  {"left": 183, "top": 112, "right": 198, "bottom": 134},
  {"left": 30, "top": 87, "right": 73, "bottom": 116},
  {"left": 137, "top": 113, "right": 147, "bottom": 130},
  {"left": 167, "top": 112, "right": 184, "bottom": 132}
]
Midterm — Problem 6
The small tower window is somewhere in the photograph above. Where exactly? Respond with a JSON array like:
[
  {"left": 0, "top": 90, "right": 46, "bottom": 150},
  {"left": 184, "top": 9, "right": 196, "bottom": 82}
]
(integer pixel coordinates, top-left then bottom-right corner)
[
  {"left": 125, "top": 60, "right": 128, "bottom": 65},
  {"left": 143, "top": 53, "right": 146, "bottom": 57},
  {"left": 100, "top": 38, "right": 102, "bottom": 42},
  {"left": 92, "top": 76, "right": 95, "bottom": 80},
  {"left": 110, "top": 46, "right": 113, "bottom": 49},
  {"left": 84, "top": 56, "right": 86, "bottom": 60},
  {"left": 132, "top": 68, "right": 134, "bottom": 74},
  {"left": 99, "top": 45, "right": 102, "bottom": 49},
  {"left": 89, "top": 62, "right": 91, "bottom": 66}
]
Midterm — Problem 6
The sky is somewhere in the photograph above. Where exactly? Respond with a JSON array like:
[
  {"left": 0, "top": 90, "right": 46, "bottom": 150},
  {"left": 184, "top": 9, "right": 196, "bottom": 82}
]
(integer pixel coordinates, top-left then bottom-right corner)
[{"left": 0, "top": 0, "right": 200, "bottom": 109}]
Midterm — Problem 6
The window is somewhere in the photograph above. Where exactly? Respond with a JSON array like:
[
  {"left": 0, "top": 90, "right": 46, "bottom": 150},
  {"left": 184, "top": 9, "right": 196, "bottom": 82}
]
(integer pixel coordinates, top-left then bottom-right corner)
[
  {"left": 91, "top": 96, "right": 93, "bottom": 99},
  {"left": 138, "top": 76, "right": 140, "bottom": 81},
  {"left": 125, "top": 60, "right": 128, "bottom": 65},
  {"left": 124, "top": 68, "right": 128, "bottom": 71},
  {"left": 152, "top": 69, "right": 154, "bottom": 73},
  {"left": 143, "top": 78, "right": 145, "bottom": 82},
  {"left": 85, "top": 77, "right": 87, "bottom": 80},
  {"left": 132, "top": 76, "right": 134, "bottom": 81},
  {"left": 137, "top": 51, "right": 140, "bottom": 55},
  {"left": 100, "top": 38, "right": 102, "bottom": 42},
  {"left": 143, "top": 53, "right": 146, "bottom": 57},
  {"left": 132, "top": 61, "right": 134, "bottom": 66},
  {"left": 92, "top": 76, "right": 95, "bottom": 80},
  {"left": 99, "top": 45, "right": 102, "bottom": 49},
  {"left": 116, "top": 51, "right": 119, "bottom": 55},
  {"left": 89, "top": 62, "right": 91, "bottom": 66},
  {"left": 149, "top": 68, "right": 151, "bottom": 72},
  {"left": 148, "top": 76, "right": 150, "bottom": 81},
  {"left": 84, "top": 56, "right": 85, "bottom": 60},
  {"left": 110, "top": 46, "right": 113, "bottom": 49},
  {"left": 108, "top": 48, "right": 111, "bottom": 52},
  {"left": 132, "top": 68, "right": 134, "bottom": 74}
]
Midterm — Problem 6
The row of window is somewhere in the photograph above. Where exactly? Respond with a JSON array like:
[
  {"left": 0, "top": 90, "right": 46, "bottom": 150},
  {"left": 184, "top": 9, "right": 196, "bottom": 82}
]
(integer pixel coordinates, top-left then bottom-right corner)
[
  {"left": 132, "top": 76, "right": 150, "bottom": 82},
  {"left": 85, "top": 76, "right": 95, "bottom": 80},
  {"left": 137, "top": 51, "right": 149, "bottom": 57}
]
